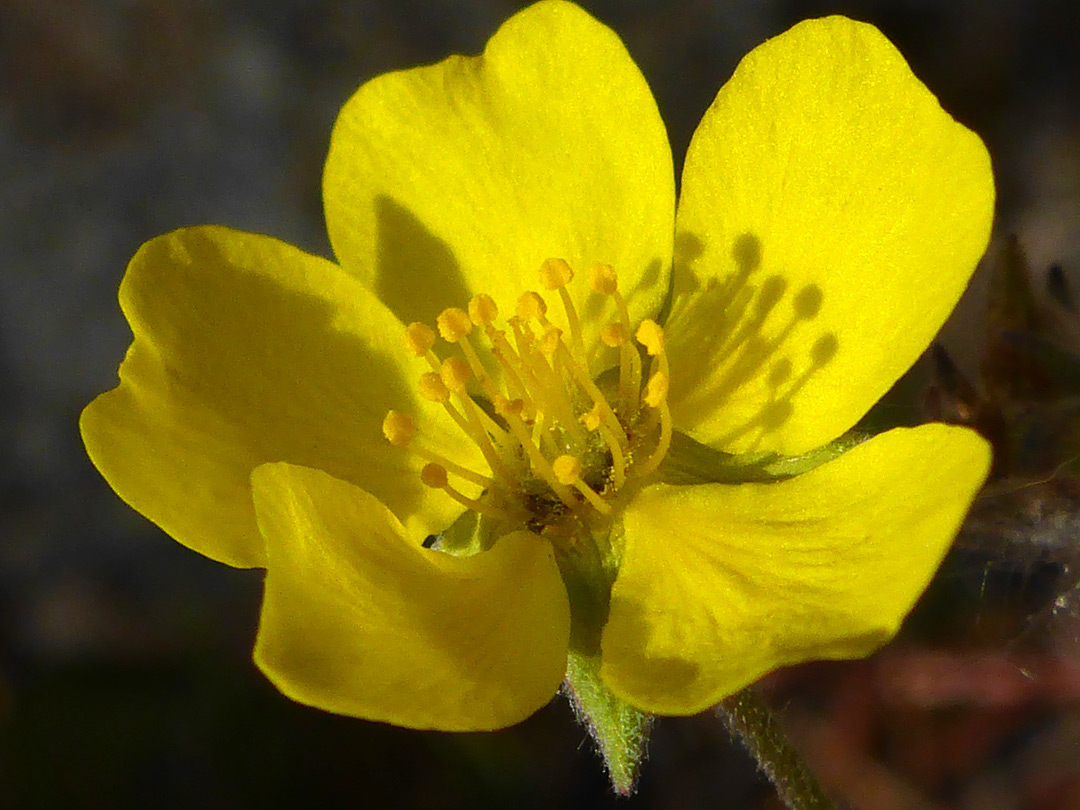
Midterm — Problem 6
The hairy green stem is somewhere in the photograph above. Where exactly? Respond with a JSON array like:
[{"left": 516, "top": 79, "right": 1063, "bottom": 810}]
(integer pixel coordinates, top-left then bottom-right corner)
[{"left": 718, "top": 687, "right": 838, "bottom": 810}]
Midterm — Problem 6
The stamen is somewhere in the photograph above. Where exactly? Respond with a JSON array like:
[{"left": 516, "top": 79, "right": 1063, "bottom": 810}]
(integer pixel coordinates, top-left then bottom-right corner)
[
  {"left": 419, "top": 364, "right": 505, "bottom": 476},
  {"left": 440, "top": 357, "right": 471, "bottom": 394},
  {"left": 406, "top": 361, "right": 471, "bottom": 434},
  {"left": 578, "top": 402, "right": 627, "bottom": 488},
  {"left": 636, "top": 319, "right": 670, "bottom": 407},
  {"left": 434, "top": 307, "right": 497, "bottom": 402},
  {"left": 390, "top": 263, "right": 673, "bottom": 536},
  {"left": 540, "top": 258, "right": 574, "bottom": 291},
  {"left": 468, "top": 293, "right": 498, "bottom": 327},
  {"left": 636, "top": 371, "right": 672, "bottom": 477},
  {"left": 496, "top": 395, "right": 577, "bottom": 509},
  {"left": 404, "top": 322, "right": 436, "bottom": 357},
  {"left": 541, "top": 258, "right": 584, "bottom": 361},
  {"left": 420, "top": 463, "right": 502, "bottom": 515},
  {"left": 636, "top": 319, "right": 665, "bottom": 357},
  {"left": 600, "top": 322, "right": 629, "bottom": 347},
  {"left": 593, "top": 266, "right": 641, "bottom": 415},
  {"left": 552, "top": 455, "right": 612, "bottom": 515},
  {"left": 382, "top": 412, "right": 491, "bottom": 488},
  {"left": 552, "top": 339, "right": 628, "bottom": 448},
  {"left": 601, "top": 321, "right": 634, "bottom": 416},
  {"left": 516, "top": 292, "right": 547, "bottom": 321},
  {"left": 488, "top": 333, "right": 536, "bottom": 416},
  {"left": 438, "top": 355, "right": 505, "bottom": 438},
  {"left": 420, "top": 462, "right": 449, "bottom": 488},
  {"left": 590, "top": 263, "right": 619, "bottom": 296},
  {"left": 454, "top": 332, "right": 498, "bottom": 400},
  {"left": 510, "top": 317, "right": 582, "bottom": 440},
  {"left": 382, "top": 410, "right": 414, "bottom": 447},
  {"left": 436, "top": 308, "right": 473, "bottom": 342},
  {"left": 581, "top": 403, "right": 603, "bottom": 431},
  {"left": 418, "top": 372, "right": 451, "bottom": 403},
  {"left": 644, "top": 371, "right": 669, "bottom": 408},
  {"left": 540, "top": 325, "right": 563, "bottom": 356}
]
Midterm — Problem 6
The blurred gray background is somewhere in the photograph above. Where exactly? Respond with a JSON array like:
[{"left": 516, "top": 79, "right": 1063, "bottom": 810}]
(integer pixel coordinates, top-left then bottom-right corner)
[{"left": 1, "top": 1, "right": 1078, "bottom": 808}]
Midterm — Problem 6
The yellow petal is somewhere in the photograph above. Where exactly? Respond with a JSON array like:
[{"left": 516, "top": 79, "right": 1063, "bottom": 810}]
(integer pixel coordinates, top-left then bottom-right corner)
[
  {"left": 323, "top": 0, "right": 673, "bottom": 348},
  {"left": 669, "top": 17, "right": 994, "bottom": 455},
  {"left": 601, "top": 424, "right": 990, "bottom": 715},
  {"left": 251, "top": 463, "right": 570, "bottom": 730},
  {"left": 80, "top": 226, "right": 477, "bottom": 568}
]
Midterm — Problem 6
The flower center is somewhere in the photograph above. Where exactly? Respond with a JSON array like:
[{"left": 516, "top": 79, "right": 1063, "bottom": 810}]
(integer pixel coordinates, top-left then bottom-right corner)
[{"left": 382, "top": 259, "right": 672, "bottom": 541}]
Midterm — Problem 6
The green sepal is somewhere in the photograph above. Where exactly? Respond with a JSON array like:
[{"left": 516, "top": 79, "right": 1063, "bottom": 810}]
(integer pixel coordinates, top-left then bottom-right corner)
[
  {"left": 426, "top": 508, "right": 484, "bottom": 556},
  {"left": 564, "top": 651, "right": 652, "bottom": 796},
  {"left": 660, "top": 429, "right": 865, "bottom": 486}
]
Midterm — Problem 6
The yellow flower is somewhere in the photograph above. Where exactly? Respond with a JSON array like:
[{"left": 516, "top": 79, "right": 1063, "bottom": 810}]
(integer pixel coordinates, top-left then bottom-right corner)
[{"left": 82, "top": 0, "right": 993, "bottom": 736}]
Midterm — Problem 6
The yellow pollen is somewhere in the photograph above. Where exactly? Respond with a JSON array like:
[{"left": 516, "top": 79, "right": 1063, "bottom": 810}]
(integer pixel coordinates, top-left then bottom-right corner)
[
  {"left": 436, "top": 307, "right": 473, "bottom": 342},
  {"left": 552, "top": 454, "right": 581, "bottom": 485},
  {"left": 494, "top": 394, "right": 525, "bottom": 418},
  {"left": 382, "top": 411, "right": 415, "bottom": 447},
  {"left": 540, "top": 325, "right": 563, "bottom": 356},
  {"left": 381, "top": 411, "right": 492, "bottom": 489},
  {"left": 418, "top": 372, "right": 451, "bottom": 403},
  {"left": 540, "top": 258, "right": 574, "bottom": 290},
  {"left": 636, "top": 319, "right": 665, "bottom": 356},
  {"left": 581, "top": 403, "right": 603, "bottom": 431},
  {"left": 516, "top": 291, "right": 547, "bottom": 321},
  {"left": 601, "top": 322, "right": 629, "bottom": 348},
  {"left": 590, "top": 263, "right": 618, "bottom": 296},
  {"left": 553, "top": 454, "right": 612, "bottom": 514},
  {"left": 419, "top": 461, "right": 500, "bottom": 514},
  {"left": 468, "top": 293, "right": 499, "bottom": 326},
  {"left": 404, "top": 322, "right": 436, "bottom": 357},
  {"left": 644, "top": 371, "right": 669, "bottom": 408},
  {"left": 420, "top": 463, "right": 449, "bottom": 489},
  {"left": 440, "top": 357, "right": 472, "bottom": 393}
]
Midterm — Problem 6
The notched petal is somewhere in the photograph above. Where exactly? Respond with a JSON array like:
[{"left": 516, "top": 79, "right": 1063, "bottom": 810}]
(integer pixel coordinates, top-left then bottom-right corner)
[
  {"left": 80, "top": 225, "right": 474, "bottom": 567},
  {"left": 601, "top": 424, "right": 991, "bottom": 715},
  {"left": 671, "top": 16, "right": 995, "bottom": 456},
  {"left": 323, "top": 0, "right": 674, "bottom": 349},
  {"left": 252, "top": 463, "right": 571, "bottom": 730}
]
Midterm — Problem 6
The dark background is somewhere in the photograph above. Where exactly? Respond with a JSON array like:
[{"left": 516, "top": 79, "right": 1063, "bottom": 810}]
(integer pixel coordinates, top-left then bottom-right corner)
[{"left": 1, "top": 1, "right": 1078, "bottom": 808}]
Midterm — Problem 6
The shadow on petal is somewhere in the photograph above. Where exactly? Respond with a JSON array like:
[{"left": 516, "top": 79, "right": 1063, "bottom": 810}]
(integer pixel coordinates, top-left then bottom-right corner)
[
  {"left": 666, "top": 231, "right": 840, "bottom": 453},
  {"left": 82, "top": 226, "right": 458, "bottom": 565},
  {"left": 374, "top": 195, "right": 472, "bottom": 328}
]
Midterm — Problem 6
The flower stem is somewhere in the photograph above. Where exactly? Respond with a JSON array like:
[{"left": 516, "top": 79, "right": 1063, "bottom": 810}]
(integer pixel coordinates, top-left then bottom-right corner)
[{"left": 718, "top": 687, "right": 838, "bottom": 810}]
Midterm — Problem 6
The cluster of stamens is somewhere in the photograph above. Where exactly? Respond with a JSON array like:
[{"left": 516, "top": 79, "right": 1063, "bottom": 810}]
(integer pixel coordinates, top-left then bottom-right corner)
[{"left": 382, "top": 259, "right": 672, "bottom": 531}]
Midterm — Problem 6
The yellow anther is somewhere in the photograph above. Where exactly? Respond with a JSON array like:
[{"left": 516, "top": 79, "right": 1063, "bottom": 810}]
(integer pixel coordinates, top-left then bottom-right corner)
[
  {"left": 516, "top": 291, "right": 547, "bottom": 321},
  {"left": 590, "top": 263, "right": 618, "bottom": 296},
  {"left": 636, "top": 319, "right": 665, "bottom": 356},
  {"left": 540, "top": 258, "right": 574, "bottom": 290},
  {"left": 540, "top": 326, "right": 563, "bottom": 355},
  {"left": 436, "top": 308, "right": 473, "bottom": 342},
  {"left": 553, "top": 454, "right": 612, "bottom": 514},
  {"left": 468, "top": 293, "right": 499, "bottom": 326},
  {"left": 644, "top": 371, "right": 669, "bottom": 408},
  {"left": 382, "top": 411, "right": 415, "bottom": 447},
  {"left": 404, "top": 322, "right": 436, "bottom": 357},
  {"left": 581, "top": 403, "right": 603, "bottom": 431},
  {"left": 440, "top": 357, "right": 472, "bottom": 394},
  {"left": 418, "top": 372, "right": 450, "bottom": 403},
  {"left": 418, "top": 461, "right": 498, "bottom": 515},
  {"left": 494, "top": 395, "right": 525, "bottom": 418},
  {"left": 552, "top": 454, "right": 581, "bottom": 486},
  {"left": 420, "top": 463, "right": 449, "bottom": 489},
  {"left": 601, "top": 322, "right": 629, "bottom": 348}
]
